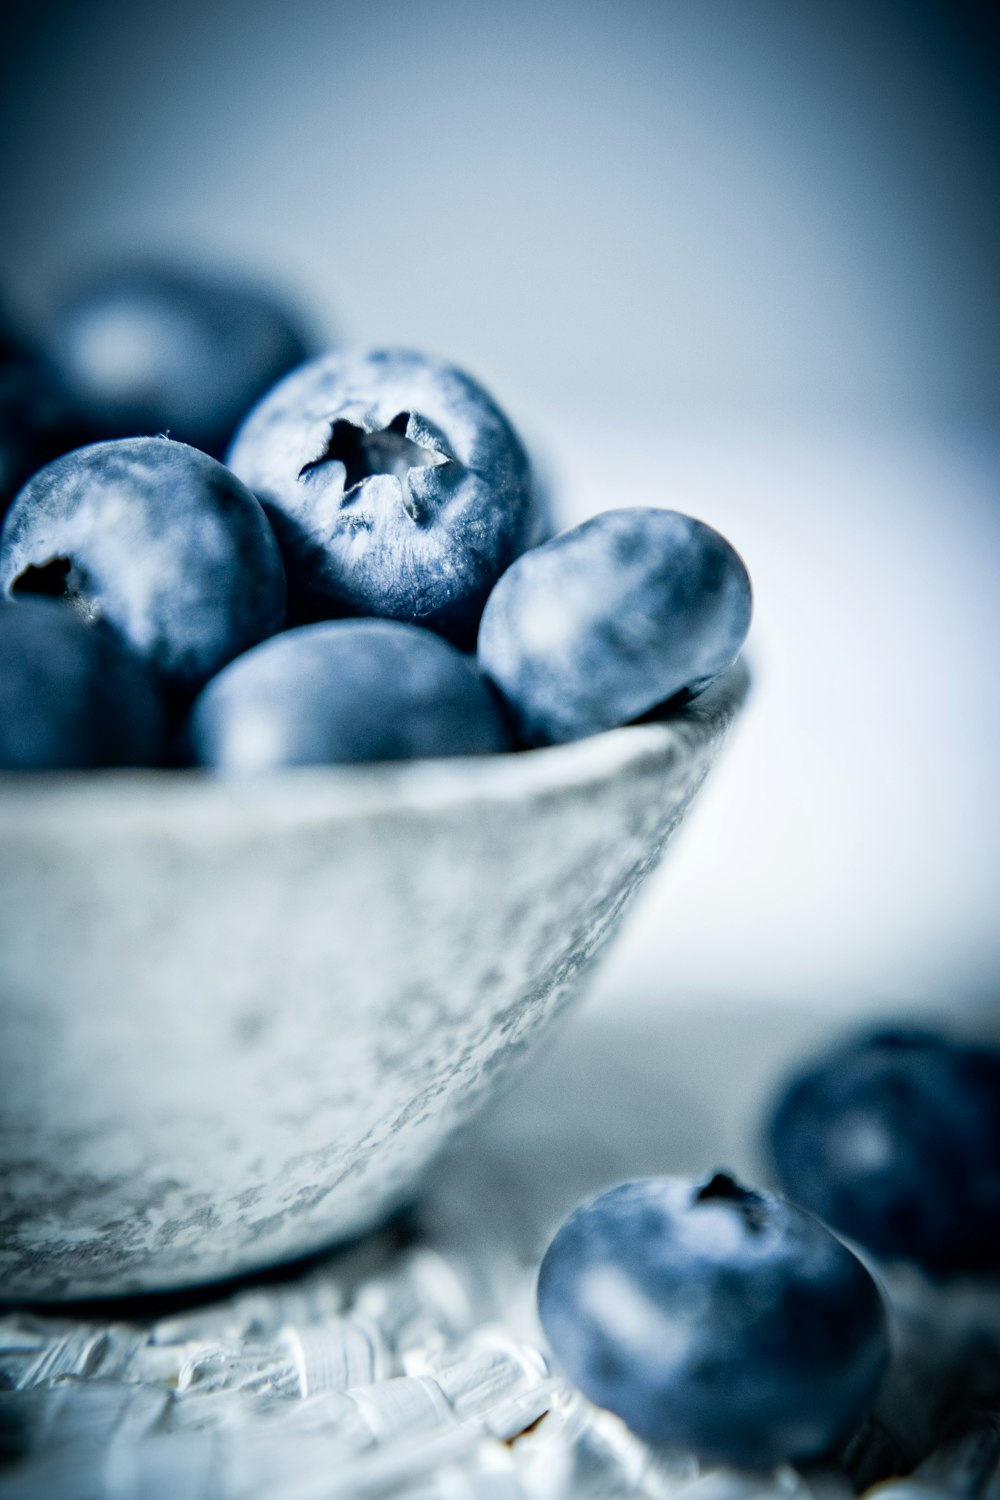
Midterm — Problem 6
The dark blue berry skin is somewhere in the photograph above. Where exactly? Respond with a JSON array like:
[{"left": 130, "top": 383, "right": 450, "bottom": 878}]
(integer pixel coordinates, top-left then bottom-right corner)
[
  {"left": 0, "top": 597, "right": 165, "bottom": 769},
  {"left": 0, "top": 316, "right": 87, "bottom": 518},
  {"left": 41, "top": 262, "right": 312, "bottom": 459},
  {"left": 0, "top": 437, "right": 286, "bottom": 696},
  {"left": 477, "top": 508, "right": 752, "bottom": 747},
  {"left": 227, "top": 348, "right": 535, "bottom": 648},
  {"left": 766, "top": 1027, "right": 1000, "bottom": 1275},
  {"left": 189, "top": 618, "right": 510, "bottom": 772},
  {"left": 537, "top": 1173, "right": 888, "bottom": 1470}
]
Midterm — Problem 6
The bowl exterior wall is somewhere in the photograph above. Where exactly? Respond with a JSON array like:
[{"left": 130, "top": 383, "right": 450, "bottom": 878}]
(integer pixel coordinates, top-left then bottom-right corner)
[{"left": 0, "top": 675, "right": 743, "bottom": 1298}]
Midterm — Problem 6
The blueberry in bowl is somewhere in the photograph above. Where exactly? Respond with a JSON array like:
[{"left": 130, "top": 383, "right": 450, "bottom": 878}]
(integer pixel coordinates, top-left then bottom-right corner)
[
  {"left": 189, "top": 618, "right": 512, "bottom": 772},
  {"left": 227, "top": 347, "right": 536, "bottom": 647},
  {"left": 478, "top": 506, "right": 752, "bottom": 746},
  {"left": 0, "top": 595, "right": 165, "bottom": 770},
  {"left": 39, "top": 260, "right": 313, "bottom": 459},
  {"left": 0, "top": 436, "right": 287, "bottom": 697},
  {"left": 0, "top": 307, "right": 89, "bottom": 518}
]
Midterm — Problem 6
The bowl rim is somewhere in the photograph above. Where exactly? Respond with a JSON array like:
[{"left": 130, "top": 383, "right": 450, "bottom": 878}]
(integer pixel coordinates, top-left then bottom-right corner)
[{"left": 0, "top": 659, "right": 749, "bottom": 828}]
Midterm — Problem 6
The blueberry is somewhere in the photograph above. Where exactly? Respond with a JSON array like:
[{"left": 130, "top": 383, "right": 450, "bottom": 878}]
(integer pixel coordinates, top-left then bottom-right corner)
[
  {"left": 41, "top": 261, "right": 312, "bottom": 458},
  {"left": 477, "top": 507, "right": 751, "bottom": 746},
  {"left": 227, "top": 348, "right": 535, "bottom": 647},
  {"left": 0, "top": 437, "right": 286, "bottom": 695},
  {"left": 537, "top": 1172, "right": 888, "bottom": 1469},
  {"left": 766, "top": 1027, "right": 1000, "bottom": 1274},
  {"left": 188, "top": 618, "right": 510, "bottom": 771},
  {"left": 0, "top": 597, "right": 165, "bottom": 769},
  {"left": 0, "top": 313, "right": 87, "bottom": 518}
]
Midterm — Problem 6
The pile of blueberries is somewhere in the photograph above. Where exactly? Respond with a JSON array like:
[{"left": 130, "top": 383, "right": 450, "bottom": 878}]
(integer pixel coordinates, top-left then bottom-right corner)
[
  {"left": 0, "top": 262, "right": 751, "bottom": 772},
  {"left": 538, "top": 1025, "right": 1000, "bottom": 1477}
]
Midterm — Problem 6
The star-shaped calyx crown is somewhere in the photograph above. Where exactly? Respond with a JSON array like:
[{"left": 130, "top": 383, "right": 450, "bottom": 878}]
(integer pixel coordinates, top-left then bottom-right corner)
[{"left": 298, "top": 411, "right": 448, "bottom": 497}]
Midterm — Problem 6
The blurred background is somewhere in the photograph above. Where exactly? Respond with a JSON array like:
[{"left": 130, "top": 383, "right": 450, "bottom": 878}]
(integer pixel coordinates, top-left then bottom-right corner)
[{"left": 2, "top": 0, "right": 998, "bottom": 1167}]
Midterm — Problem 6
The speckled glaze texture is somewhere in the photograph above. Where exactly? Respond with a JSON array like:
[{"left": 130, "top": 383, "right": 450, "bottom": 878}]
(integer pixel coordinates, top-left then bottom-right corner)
[{"left": 0, "top": 664, "right": 746, "bottom": 1301}]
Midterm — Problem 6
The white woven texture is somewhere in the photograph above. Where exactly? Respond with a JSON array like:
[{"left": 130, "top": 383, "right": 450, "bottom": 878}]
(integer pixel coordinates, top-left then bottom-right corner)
[{"left": 2, "top": 1082, "right": 998, "bottom": 1500}]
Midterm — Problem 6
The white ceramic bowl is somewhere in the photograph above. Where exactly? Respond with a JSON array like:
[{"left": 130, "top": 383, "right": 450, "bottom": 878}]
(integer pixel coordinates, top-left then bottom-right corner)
[{"left": 0, "top": 663, "right": 747, "bottom": 1300}]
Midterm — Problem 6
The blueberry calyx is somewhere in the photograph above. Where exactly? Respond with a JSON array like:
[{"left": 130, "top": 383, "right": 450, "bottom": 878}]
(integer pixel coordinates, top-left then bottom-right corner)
[
  {"left": 297, "top": 409, "right": 452, "bottom": 530},
  {"left": 10, "top": 554, "right": 107, "bottom": 628},
  {"left": 298, "top": 409, "right": 450, "bottom": 514},
  {"left": 694, "top": 1171, "right": 768, "bottom": 1232}
]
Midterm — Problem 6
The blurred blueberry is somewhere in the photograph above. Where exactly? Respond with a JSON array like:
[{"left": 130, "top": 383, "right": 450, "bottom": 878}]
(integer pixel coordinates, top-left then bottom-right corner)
[
  {"left": 0, "top": 597, "right": 165, "bottom": 769},
  {"left": 766, "top": 1027, "right": 1000, "bottom": 1274},
  {"left": 477, "top": 507, "right": 751, "bottom": 746},
  {"left": 0, "top": 312, "right": 88, "bottom": 517},
  {"left": 537, "top": 1172, "right": 888, "bottom": 1469},
  {"left": 0, "top": 437, "right": 286, "bottom": 695},
  {"left": 41, "top": 261, "right": 313, "bottom": 458},
  {"left": 189, "top": 618, "right": 510, "bottom": 771},
  {"left": 227, "top": 348, "right": 535, "bottom": 647}
]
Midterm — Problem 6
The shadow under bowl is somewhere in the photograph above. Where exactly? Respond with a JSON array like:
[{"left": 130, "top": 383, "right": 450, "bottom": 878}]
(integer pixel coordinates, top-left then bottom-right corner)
[{"left": 0, "top": 662, "right": 748, "bottom": 1301}]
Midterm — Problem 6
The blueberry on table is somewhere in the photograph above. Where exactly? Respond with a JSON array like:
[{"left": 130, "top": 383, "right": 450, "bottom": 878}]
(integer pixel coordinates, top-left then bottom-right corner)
[
  {"left": 0, "top": 437, "right": 286, "bottom": 696},
  {"left": 40, "top": 261, "right": 312, "bottom": 458},
  {"left": 189, "top": 618, "right": 510, "bottom": 772},
  {"left": 537, "top": 1172, "right": 888, "bottom": 1469},
  {"left": 766, "top": 1027, "right": 1000, "bottom": 1275},
  {"left": 477, "top": 507, "right": 751, "bottom": 746},
  {"left": 227, "top": 348, "right": 535, "bottom": 647},
  {"left": 0, "top": 597, "right": 165, "bottom": 769}
]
